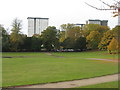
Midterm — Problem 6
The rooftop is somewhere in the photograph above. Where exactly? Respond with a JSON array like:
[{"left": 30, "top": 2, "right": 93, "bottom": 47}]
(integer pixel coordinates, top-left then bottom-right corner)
[
  {"left": 76, "top": 24, "right": 85, "bottom": 25},
  {"left": 27, "top": 17, "right": 49, "bottom": 19},
  {"left": 88, "top": 19, "right": 108, "bottom": 22}
]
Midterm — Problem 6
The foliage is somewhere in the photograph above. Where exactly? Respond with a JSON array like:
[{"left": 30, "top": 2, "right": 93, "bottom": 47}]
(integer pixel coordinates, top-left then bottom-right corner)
[
  {"left": 61, "top": 37, "right": 75, "bottom": 49},
  {"left": 10, "top": 18, "right": 24, "bottom": 51},
  {"left": 41, "top": 26, "right": 60, "bottom": 51},
  {"left": 67, "top": 26, "right": 81, "bottom": 40},
  {"left": 112, "top": 26, "right": 120, "bottom": 50},
  {"left": 1, "top": 25, "right": 10, "bottom": 51},
  {"left": 60, "top": 23, "right": 75, "bottom": 31},
  {"left": 59, "top": 31, "right": 66, "bottom": 42},
  {"left": 83, "top": 24, "right": 109, "bottom": 37},
  {"left": 107, "top": 37, "right": 118, "bottom": 54},
  {"left": 112, "top": 25, "right": 120, "bottom": 38},
  {"left": 98, "top": 30, "right": 114, "bottom": 50},
  {"left": 98, "top": 25, "right": 110, "bottom": 34},
  {"left": 86, "top": 31, "right": 101, "bottom": 49},
  {"left": 11, "top": 18, "right": 22, "bottom": 33},
  {"left": 108, "top": 26, "right": 120, "bottom": 53},
  {"left": 74, "top": 37, "right": 87, "bottom": 51},
  {"left": 83, "top": 24, "right": 101, "bottom": 31},
  {"left": 31, "top": 35, "right": 42, "bottom": 51},
  {"left": 60, "top": 24, "right": 81, "bottom": 40},
  {"left": 1, "top": 18, "right": 118, "bottom": 53},
  {"left": 20, "top": 36, "right": 32, "bottom": 51}
]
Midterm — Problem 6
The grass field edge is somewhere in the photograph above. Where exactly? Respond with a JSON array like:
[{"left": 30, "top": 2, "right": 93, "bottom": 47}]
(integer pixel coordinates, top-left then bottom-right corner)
[{"left": 3, "top": 73, "right": 119, "bottom": 88}]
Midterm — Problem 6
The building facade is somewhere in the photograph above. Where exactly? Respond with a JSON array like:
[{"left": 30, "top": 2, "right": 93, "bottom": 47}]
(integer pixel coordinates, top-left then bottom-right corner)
[
  {"left": 27, "top": 17, "right": 49, "bottom": 37},
  {"left": 75, "top": 24, "right": 85, "bottom": 30},
  {"left": 86, "top": 19, "right": 108, "bottom": 26},
  {"left": 75, "top": 24, "right": 85, "bottom": 27}
]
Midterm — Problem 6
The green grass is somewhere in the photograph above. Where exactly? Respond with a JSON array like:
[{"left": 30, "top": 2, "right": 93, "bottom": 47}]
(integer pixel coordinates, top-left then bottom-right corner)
[
  {"left": 2, "top": 51, "right": 118, "bottom": 87},
  {"left": 52, "top": 51, "right": 118, "bottom": 59},
  {"left": 79, "top": 81, "right": 119, "bottom": 88}
]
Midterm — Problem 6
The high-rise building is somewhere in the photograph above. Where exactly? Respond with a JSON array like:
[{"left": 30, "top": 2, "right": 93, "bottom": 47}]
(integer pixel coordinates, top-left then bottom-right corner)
[
  {"left": 27, "top": 17, "right": 49, "bottom": 37},
  {"left": 86, "top": 19, "right": 108, "bottom": 26}
]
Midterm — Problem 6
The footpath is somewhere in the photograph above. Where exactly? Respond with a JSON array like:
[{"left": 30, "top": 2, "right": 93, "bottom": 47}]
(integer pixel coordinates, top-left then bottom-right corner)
[{"left": 15, "top": 74, "right": 119, "bottom": 88}]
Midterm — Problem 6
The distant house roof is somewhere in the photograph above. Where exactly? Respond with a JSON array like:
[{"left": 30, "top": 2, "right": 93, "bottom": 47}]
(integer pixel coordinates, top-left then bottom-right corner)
[
  {"left": 101, "top": 20, "right": 108, "bottom": 22},
  {"left": 76, "top": 24, "right": 85, "bottom": 25},
  {"left": 27, "top": 17, "right": 49, "bottom": 19},
  {"left": 88, "top": 19, "right": 108, "bottom": 22},
  {"left": 88, "top": 19, "right": 101, "bottom": 21}
]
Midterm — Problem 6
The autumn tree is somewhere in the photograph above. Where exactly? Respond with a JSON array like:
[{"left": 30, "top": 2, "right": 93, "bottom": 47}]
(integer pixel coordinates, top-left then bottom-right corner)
[
  {"left": 83, "top": 24, "right": 100, "bottom": 37},
  {"left": 112, "top": 26, "right": 120, "bottom": 53},
  {"left": 107, "top": 37, "right": 118, "bottom": 54},
  {"left": 60, "top": 24, "right": 75, "bottom": 38},
  {"left": 98, "top": 30, "right": 114, "bottom": 50},
  {"left": 112, "top": 25, "right": 120, "bottom": 37},
  {"left": 59, "top": 31, "right": 66, "bottom": 43},
  {"left": 86, "top": 31, "right": 101, "bottom": 49},
  {"left": 83, "top": 24, "right": 109, "bottom": 37},
  {"left": 67, "top": 26, "right": 81, "bottom": 40},
  {"left": 60, "top": 24, "right": 81, "bottom": 40}
]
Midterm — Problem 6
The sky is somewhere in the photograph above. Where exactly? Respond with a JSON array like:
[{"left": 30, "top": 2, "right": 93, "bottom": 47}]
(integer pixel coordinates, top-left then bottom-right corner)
[{"left": 0, "top": 0, "right": 118, "bottom": 35}]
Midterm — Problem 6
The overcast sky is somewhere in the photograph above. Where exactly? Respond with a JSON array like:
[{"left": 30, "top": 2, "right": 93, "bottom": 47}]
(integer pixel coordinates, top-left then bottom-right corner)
[{"left": 0, "top": 0, "right": 118, "bottom": 35}]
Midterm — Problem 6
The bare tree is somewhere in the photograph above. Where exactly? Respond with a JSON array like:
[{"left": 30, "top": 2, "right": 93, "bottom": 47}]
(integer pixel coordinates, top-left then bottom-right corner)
[{"left": 85, "top": 0, "right": 120, "bottom": 25}]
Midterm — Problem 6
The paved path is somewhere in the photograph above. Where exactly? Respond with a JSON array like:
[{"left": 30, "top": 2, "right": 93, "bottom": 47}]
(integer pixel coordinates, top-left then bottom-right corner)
[
  {"left": 86, "top": 58, "right": 119, "bottom": 62},
  {"left": 16, "top": 74, "right": 119, "bottom": 88}
]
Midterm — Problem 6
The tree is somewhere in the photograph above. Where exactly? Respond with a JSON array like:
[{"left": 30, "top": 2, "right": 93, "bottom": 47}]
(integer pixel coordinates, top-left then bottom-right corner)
[
  {"left": 74, "top": 37, "right": 87, "bottom": 51},
  {"left": 68, "top": 26, "right": 81, "bottom": 40},
  {"left": 10, "top": 18, "right": 24, "bottom": 51},
  {"left": 60, "top": 24, "right": 75, "bottom": 38},
  {"left": 98, "top": 30, "right": 114, "bottom": 50},
  {"left": 83, "top": 24, "right": 109, "bottom": 37},
  {"left": 112, "top": 25, "right": 120, "bottom": 40},
  {"left": 41, "top": 26, "right": 60, "bottom": 51},
  {"left": 60, "top": 24, "right": 81, "bottom": 40},
  {"left": 61, "top": 37, "right": 75, "bottom": 49},
  {"left": 21, "top": 36, "right": 32, "bottom": 51},
  {"left": 86, "top": 31, "right": 101, "bottom": 49},
  {"left": 0, "top": 24, "right": 10, "bottom": 51},
  {"left": 59, "top": 31, "right": 66, "bottom": 43},
  {"left": 107, "top": 37, "right": 118, "bottom": 54},
  {"left": 31, "top": 34, "right": 42, "bottom": 51},
  {"left": 83, "top": 24, "right": 100, "bottom": 31}
]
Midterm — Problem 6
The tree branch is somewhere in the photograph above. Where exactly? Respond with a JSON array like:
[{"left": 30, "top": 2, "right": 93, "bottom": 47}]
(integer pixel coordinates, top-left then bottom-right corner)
[
  {"left": 85, "top": 2, "right": 115, "bottom": 10},
  {"left": 99, "top": 0, "right": 111, "bottom": 7}
]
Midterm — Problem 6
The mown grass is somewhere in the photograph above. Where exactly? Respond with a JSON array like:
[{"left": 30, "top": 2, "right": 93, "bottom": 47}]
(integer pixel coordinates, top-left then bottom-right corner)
[
  {"left": 2, "top": 51, "right": 118, "bottom": 87},
  {"left": 52, "top": 51, "right": 118, "bottom": 59},
  {"left": 79, "top": 81, "right": 119, "bottom": 88}
]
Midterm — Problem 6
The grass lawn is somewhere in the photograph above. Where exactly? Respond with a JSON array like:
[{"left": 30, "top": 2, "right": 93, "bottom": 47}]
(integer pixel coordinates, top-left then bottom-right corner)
[
  {"left": 52, "top": 50, "right": 118, "bottom": 59},
  {"left": 2, "top": 51, "right": 118, "bottom": 87},
  {"left": 79, "top": 81, "right": 119, "bottom": 88}
]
